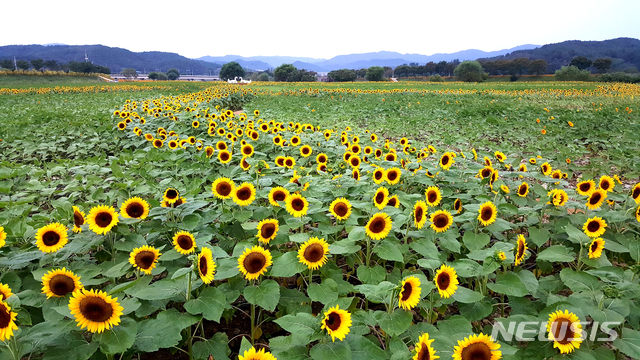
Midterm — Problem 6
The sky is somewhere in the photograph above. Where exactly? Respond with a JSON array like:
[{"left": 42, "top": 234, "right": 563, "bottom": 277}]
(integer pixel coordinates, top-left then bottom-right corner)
[{"left": 2, "top": 0, "right": 640, "bottom": 60}]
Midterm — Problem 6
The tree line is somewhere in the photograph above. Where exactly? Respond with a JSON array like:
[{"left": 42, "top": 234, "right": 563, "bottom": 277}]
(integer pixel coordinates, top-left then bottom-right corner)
[{"left": 0, "top": 58, "right": 110, "bottom": 74}]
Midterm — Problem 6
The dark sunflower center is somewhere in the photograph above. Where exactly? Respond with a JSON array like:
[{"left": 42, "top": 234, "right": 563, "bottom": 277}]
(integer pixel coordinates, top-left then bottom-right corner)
[
  {"left": 401, "top": 282, "right": 413, "bottom": 301},
  {"left": 206, "top": 148, "right": 214, "bottom": 156},
  {"left": 386, "top": 154, "right": 394, "bottom": 161},
  {"left": 388, "top": 197, "right": 397, "bottom": 207},
  {"left": 217, "top": 143, "right": 226, "bottom": 150},
  {"left": 455, "top": 200, "right": 462, "bottom": 211},
  {"left": 579, "top": 183, "right": 591, "bottom": 192},
  {"left": 427, "top": 191, "right": 438, "bottom": 203},
  {"left": 260, "top": 223, "right": 276, "bottom": 239},
  {"left": 242, "top": 159, "right": 250, "bottom": 168},
  {"left": 375, "top": 192, "right": 385, "bottom": 204},
  {"left": 552, "top": 318, "right": 576, "bottom": 345},
  {"left": 276, "top": 158, "right": 284, "bottom": 166},
  {"left": 95, "top": 212, "right": 113, "bottom": 228},
  {"left": 415, "top": 207, "right": 424, "bottom": 222},
  {"left": 273, "top": 191, "right": 286, "bottom": 202},
  {"left": 216, "top": 183, "right": 232, "bottom": 196},
  {"left": 543, "top": 165, "right": 549, "bottom": 173},
  {"left": 177, "top": 235, "right": 194, "bottom": 250},
  {"left": 221, "top": 153, "right": 230, "bottom": 161},
  {"left": 292, "top": 198, "right": 305, "bottom": 211},
  {"left": 589, "top": 193, "right": 602, "bottom": 205},
  {"left": 166, "top": 189, "right": 178, "bottom": 199},
  {"left": 73, "top": 212, "right": 84, "bottom": 226},
  {"left": 376, "top": 150, "right": 382, "bottom": 157},
  {"left": 237, "top": 187, "right": 251, "bottom": 201},
  {"left": 173, "top": 198, "right": 184, "bottom": 207},
  {"left": 285, "top": 159, "right": 293, "bottom": 166},
  {"left": 244, "top": 252, "right": 267, "bottom": 274},
  {"left": 326, "top": 312, "right": 342, "bottom": 331},
  {"left": 374, "top": 171, "right": 383, "bottom": 180},
  {"left": 633, "top": 187, "right": 640, "bottom": 199},
  {"left": 433, "top": 214, "right": 449, "bottom": 229},
  {"left": 441, "top": 156, "right": 450, "bottom": 166},
  {"left": 587, "top": 221, "right": 600, "bottom": 233},
  {"left": 460, "top": 342, "right": 492, "bottom": 360},
  {"left": 519, "top": 185, "right": 527, "bottom": 195},
  {"left": 0, "top": 303, "right": 11, "bottom": 328},
  {"left": 334, "top": 203, "right": 348, "bottom": 217},
  {"left": 135, "top": 251, "right": 156, "bottom": 270},
  {"left": 79, "top": 296, "right": 114, "bottom": 322},
  {"left": 480, "top": 207, "right": 493, "bottom": 221},
  {"left": 199, "top": 256, "right": 208, "bottom": 275},
  {"left": 126, "top": 202, "right": 145, "bottom": 218},
  {"left": 416, "top": 344, "right": 431, "bottom": 360},
  {"left": 303, "top": 148, "right": 310, "bottom": 154},
  {"left": 517, "top": 242, "right": 525, "bottom": 258},
  {"left": 351, "top": 158, "right": 358, "bottom": 166},
  {"left": 243, "top": 147, "right": 251, "bottom": 155},
  {"left": 601, "top": 181, "right": 610, "bottom": 190},
  {"left": 369, "top": 217, "right": 386, "bottom": 234},
  {"left": 591, "top": 242, "right": 598, "bottom": 252},
  {"left": 553, "top": 173, "right": 561, "bottom": 179},
  {"left": 320, "top": 164, "right": 327, "bottom": 171},
  {"left": 387, "top": 171, "right": 398, "bottom": 181},
  {"left": 42, "top": 231, "right": 61, "bottom": 246},
  {"left": 437, "top": 273, "right": 450, "bottom": 290},
  {"left": 50, "top": 274, "right": 76, "bottom": 296},
  {"left": 303, "top": 243, "right": 324, "bottom": 263},
  {"left": 481, "top": 169, "right": 492, "bottom": 178}
]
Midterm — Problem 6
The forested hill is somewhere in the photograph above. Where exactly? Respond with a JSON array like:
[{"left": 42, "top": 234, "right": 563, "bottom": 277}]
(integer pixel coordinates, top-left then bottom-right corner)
[
  {"left": 480, "top": 38, "right": 640, "bottom": 73},
  {"left": 0, "top": 45, "right": 222, "bottom": 74}
]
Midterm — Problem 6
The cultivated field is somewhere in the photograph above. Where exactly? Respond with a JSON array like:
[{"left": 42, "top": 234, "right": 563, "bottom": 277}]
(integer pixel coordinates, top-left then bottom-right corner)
[{"left": 0, "top": 79, "right": 639, "bottom": 360}]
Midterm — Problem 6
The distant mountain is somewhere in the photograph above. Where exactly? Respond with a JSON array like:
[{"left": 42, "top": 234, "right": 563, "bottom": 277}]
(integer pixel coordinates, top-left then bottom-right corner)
[
  {"left": 0, "top": 45, "right": 222, "bottom": 74},
  {"left": 197, "top": 45, "right": 539, "bottom": 72},
  {"left": 480, "top": 38, "right": 640, "bottom": 72}
]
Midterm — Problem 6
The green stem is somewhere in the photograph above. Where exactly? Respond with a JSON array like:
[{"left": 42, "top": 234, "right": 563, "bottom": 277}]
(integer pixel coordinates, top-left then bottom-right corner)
[
  {"left": 186, "top": 271, "right": 194, "bottom": 360},
  {"left": 308, "top": 268, "right": 313, "bottom": 287},
  {"left": 403, "top": 223, "right": 411, "bottom": 245},
  {"left": 250, "top": 301, "right": 256, "bottom": 346},
  {"left": 365, "top": 237, "right": 372, "bottom": 268},
  {"left": 576, "top": 245, "right": 584, "bottom": 272}
]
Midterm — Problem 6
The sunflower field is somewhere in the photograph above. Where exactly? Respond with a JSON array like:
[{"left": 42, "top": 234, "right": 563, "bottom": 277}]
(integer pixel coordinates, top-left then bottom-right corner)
[{"left": 1, "top": 79, "right": 640, "bottom": 360}]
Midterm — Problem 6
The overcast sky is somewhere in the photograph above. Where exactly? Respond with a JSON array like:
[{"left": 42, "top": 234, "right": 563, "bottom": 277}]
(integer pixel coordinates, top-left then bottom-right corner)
[{"left": 3, "top": 0, "right": 639, "bottom": 59}]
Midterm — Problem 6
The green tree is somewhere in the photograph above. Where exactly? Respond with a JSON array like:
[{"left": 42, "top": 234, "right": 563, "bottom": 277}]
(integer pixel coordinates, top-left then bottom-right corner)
[
  {"left": 257, "top": 72, "right": 269, "bottom": 81},
  {"left": 365, "top": 66, "right": 384, "bottom": 81},
  {"left": 569, "top": 56, "right": 592, "bottom": 70},
  {"left": 527, "top": 59, "right": 548, "bottom": 75},
  {"left": 274, "top": 64, "right": 297, "bottom": 82},
  {"left": 121, "top": 68, "right": 138, "bottom": 79},
  {"left": 555, "top": 65, "right": 592, "bottom": 81},
  {"left": 30, "top": 59, "right": 44, "bottom": 71},
  {"left": 220, "top": 62, "right": 245, "bottom": 81},
  {"left": 166, "top": 68, "right": 180, "bottom": 80},
  {"left": 327, "top": 69, "right": 357, "bottom": 82},
  {"left": 593, "top": 58, "right": 612, "bottom": 73},
  {"left": 147, "top": 72, "right": 160, "bottom": 80},
  {"left": 16, "top": 60, "right": 30, "bottom": 70},
  {"left": 0, "top": 59, "right": 13, "bottom": 69},
  {"left": 453, "top": 61, "right": 486, "bottom": 82},
  {"left": 157, "top": 72, "right": 168, "bottom": 80},
  {"left": 44, "top": 60, "right": 59, "bottom": 70}
]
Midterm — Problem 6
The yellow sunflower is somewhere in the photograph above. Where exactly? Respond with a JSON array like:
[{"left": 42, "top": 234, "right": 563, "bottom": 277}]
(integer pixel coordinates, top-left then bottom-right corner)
[
  {"left": 398, "top": 276, "right": 421, "bottom": 310},
  {"left": 372, "top": 168, "right": 386, "bottom": 184},
  {"left": 163, "top": 188, "right": 180, "bottom": 204},
  {"left": 541, "top": 162, "right": 552, "bottom": 176},
  {"left": 387, "top": 195, "right": 400, "bottom": 208},
  {"left": 256, "top": 219, "right": 279, "bottom": 244},
  {"left": 72, "top": 206, "right": 85, "bottom": 233},
  {"left": 173, "top": 231, "right": 197, "bottom": 255},
  {"left": 298, "top": 237, "right": 329, "bottom": 270},
  {"left": 162, "top": 197, "right": 186, "bottom": 208},
  {"left": 241, "top": 143, "right": 254, "bottom": 157},
  {"left": 583, "top": 216, "right": 607, "bottom": 238},
  {"left": 430, "top": 210, "right": 453, "bottom": 233},
  {"left": 365, "top": 212, "right": 393, "bottom": 240},
  {"left": 212, "top": 177, "right": 235, "bottom": 200},
  {"left": 452, "top": 333, "right": 501, "bottom": 360},
  {"left": 68, "top": 288, "right": 124, "bottom": 333},
  {"left": 585, "top": 189, "right": 607, "bottom": 210},
  {"left": 268, "top": 187, "right": 290, "bottom": 207},
  {"left": 120, "top": 197, "right": 150, "bottom": 219},
  {"left": 86, "top": 205, "right": 119, "bottom": 235},
  {"left": 300, "top": 145, "right": 313, "bottom": 158},
  {"left": 238, "top": 347, "right": 277, "bottom": 360},
  {"left": 373, "top": 187, "right": 390, "bottom": 210},
  {"left": 0, "top": 283, "right": 12, "bottom": 301},
  {"left": 599, "top": 175, "right": 615, "bottom": 192},
  {"left": 321, "top": 305, "right": 352, "bottom": 342},
  {"left": 286, "top": 193, "right": 309, "bottom": 218},
  {"left": 35, "top": 223, "right": 68, "bottom": 253},
  {"left": 439, "top": 152, "right": 454, "bottom": 170},
  {"left": 637, "top": 205, "right": 640, "bottom": 223},
  {"left": 386, "top": 167, "right": 402, "bottom": 185},
  {"left": 548, "top": 189, "right": 568, "bottom": 207},
  {"left": 494, "top": 151, "right": 506, "bottom": 163},
  {"left": 518, "top": 163, "right": 527, "bottom": 172},
  {"left": 316, "top": 153, "right": 328, "bottom": 164},
  {"left": 546, "top": 310, "right": 583, "bottom": 354},
  {"left": 425, "top": 186, "right": 442, "bottom": 207},
  {"left": 238, "top": 246, "right": 272, "bottom": 280},
  {"left": 41, "top": 268, "right": 83, "bottom": 298},
  {"left": 454, "top": 198, "right": 463, "bottom": 214},
  {"left": 413, "top": 333, "right": 439, "bottom": 360},
  {"left": 330, "top": 198, "right": 352, "bottom": 221},
  {"left": 517, "top": 182, "right": 529, "bottom": 197},
  {"left": 129, "top": 245, "right": 161, "bottom": 275},
  {"left": 515, "top": 235, "right": 528, "bottom": 266},
  {"left": 478, "top": 166, "right": 494, "bottom": 179},
  {"left": 0, "top": 300, "right": 18, "bottom": 341},
  {"left": 232, "top": 182, "right": 256, "bottom": 207},
  {"left": 434, "top": 264, "right": 459, "bottom": 298},
  {"left": 631, "top": 183, "right": 640, "bottom": 203},
  {"left": 197, "top": 247, "right": 216, "bottom": 284},
  {"left": 477, "top": 202, "right": 497, "bottom": 227},
  {"left": 218, "top": 149, "right": 232, "bottom": 164},
  {"left": 588, "top": 238, "right": 605, "bottom": 259}
]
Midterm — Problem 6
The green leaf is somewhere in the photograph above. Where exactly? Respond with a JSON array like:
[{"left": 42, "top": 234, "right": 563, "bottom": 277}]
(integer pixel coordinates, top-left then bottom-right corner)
[
  {"left": 244, "top": 279, "right": 281, "bottom": 312},
  {"left": 459, "top": 300, "right": 494, "bottom": 321},
  {"left": 357, "top": 265, "right": 387, "bottom": 284},
  {"left": 133, "top": 318, "right": 182, "bottom": 352},
  {"left": 528, "top": 227, "right": 550, "bottom": 247},
  {"left": 410, "top": 237, "right": 439, "bottom": 258},
  {"left": 349, "top": 336, "right": 388, "bottom": 360},
  {"left": 213, "top": 257, "right": 240, "bottom": 281},
  {"left": 42, "top": 335, "right": 99, "bottom": 360},
  {"left": 274, "top": 313, "right": 319, "bottom": 342},
  {"left": 289, "top": 233, "right": 310, "bottom": 243},
  {"left": 193, "top": 332, "right": 231, "bottom": 360},
  {"left": 308, "top": 278, "right": 339, "bottom": 304},
  {"left": 330, "top": 239, "right": 361, "bottom": 255},
  {"left": 487, "top": 272, "right": 530, "bottom": 297},
  {"left": 348, "top": 226, "right": 366, "bottom": 241},
  {"left": 124, "top": 278, "right": 184, "bottom": 300},
  {"left": 181, "top": 213, "right": 201, "bottom": 230},
  {"left": 184, "top": 286, "right": 231, "bottom": 322},
  {"left": 93, "top": 317, "right": 138, "bottom": 355},
  {"left": 373, "top": 241, "right": 403, "bottom": 262},
  {"left": 271, "top": 251, "right": 307, "bottom": 277},
  {"left": 462, "top": 232, "right": 490, "bottom": 251},
  {"left": 613, "top": 328, "right": 640, "bottom": 359},
  {"left": 536, "top": 245, "right": 575, "bottom": 263},
  {"left": 355, "top": 281, "right": 397, "bottom": 304},
  {"left": 559, "top": 268, "right": 602, "bottom": 292},
  {"left": 565, "top": 224, "right": 592, "bottom": 244},
  {"left": 233, "top": 210, "right": 253, "bottom": 222},
  {"left": 452, "top": 286, "right": 484, "bottom": 303},
  {"left": 373, "top": 308, "right": 413, "bottom": 336},
  {"left": 310, "top": 340, "right": 352, "bottom": 360}
]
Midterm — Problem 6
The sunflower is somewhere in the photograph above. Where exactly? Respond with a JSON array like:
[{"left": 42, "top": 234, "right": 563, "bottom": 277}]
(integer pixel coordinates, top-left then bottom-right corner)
[
  {"left": 352, "top": 168, "right": 361, "bottom": 181},
  {"left": 585, "top": 189, "right": 607, "bottom": 210},
  {"left": 588, "top": 238, "right": 605, "bottom": 259},
  {"left": 630, "top": 183, "right": 640, "bottom": 203},
  {"left": 35, "top": 223, "right": 69, "bottom": 253},
  {"left": 372, "top": 168, "right": 386, "bottom": 184},
  {"left": 216, "top": 141, "right": 228, "bottom": 151},
  {"left": 163, "top": 188, "right": 180, "bottom": 204},
  {"left": 430, "top": 210, "right": 453, "bottom": 233},
  {"left": 68, "top": 288, "right": 124, "bottom": 333},
  {"left": 425, "top": 186, "right": 442, "bottom": 207},
  {"left": 321, "top": 305, "right": 352, "bottom": 342},
  {"left": 477, "top": 201, "right": 497, "bottom": 226},
  {"left": 241, "top": 143, "right": 254, "bottom": 157},
  {"left": 440, "top": 152, "right": 454, "bottom": 170},
  {"left": 452, "top": 333, "right": 501, "bottom": 360},
  {"left": 41, "top": 268, "right": 83, "bottom": 298},
  {"left": 365, "top": 212, "right": 393, "bottom": 240},
  {"left": 478, "top": 166, "right": 494, "bottom": 179},
  {"left": 546, "top": 310, "right": 583, "bottom": 354},
  {"left": 454, "top": 198, "right": 463, "bottom": 214},
  {"left": 316, "top": 153, "right": 328, "bottom": 164},
  {"left": 515, "top": 235, "right": 528, "bottom": 266},
  {"left": 599, "top": 175, "right": 615, "bottom": 192},
  {"left": 173, "top": 231, "right": 197, "bottom": 255},
  {"left": 330, "top": 198, "right": 352, "bottom": 221},
  {"left": 238, "top": 347, "right": 277, "bottom": 360},
  {"left": 129, "top": 245, "right": 161, "bottom": 275},
  {"left": 238, "top": 246, "right": 272, "bottom": 280},
  {"left": 398, "top": 276, "right": 421, "bottom": 310},
  {"left": 434, "top": 264, "right": 459, "bottom": 298},
  {"left": 86, "top": 205, "right": 119, "bottom": 235},
  {"left": 300, "top": 145, "right": 313, "bottom": 157},
  {"left": 232, "top": 182, "right": 256, "bottom": 207},
  {"left": 518, "top": 163, "right": 527, "bottom": 172},
  {"left": 500, "top": 185, "right": 510, "bottom": 193},
  {"left": 386, "top": 167, "right": 401, "bottom": 185},
  {"left": 0, "top": 300, "right": 18, "bottom": 341},
  {"left": 548, "top": 189, "right": 568, "bottom": 207},
  {"left": 298, "top": 237, "right": 329, "bottom": 270},
  {"left": 583, "top": 216, "right": 607, "bottom": 238},
  {"left": 636, "top": 205, "right": 640, "bottom": 222},
  {"left": 0, "top": 283, "right": 12, "bottom": 301},
  {"left": 286, "top": 193, "right": 309, "bottom": 218},
  {"left": 152, "top": 139, "right": 163, "bottom": 148},
  {"left": 284, "top": 157, "right": 295, "bottom": 169},
  {"left": 72, "top": 206, "right": 85, "bottom": 233},
  {"left": 373, "top": 187, "right": 390, "bottom": 210},
  {"left": 256, "top": 219, "right": 279, "bottom": 244},
  {"left": 120, "top": 197, "right": 150, "bottom": 219},
  {"left": 268, "top": 187, "right": 289, "bottom": 207},
  {"left": 218, "top": 150, "right": 232, "bottom": 164},
  {"left": 494, "top": 151, "right": 506, "bottom": 163},
  {"left": 196, "top": 247, "right": 216, "bottom": 284},
  {"left": 387, "top": 195, "right": 400, "bottom": 208},
  {"left": 385, "top": 152, "right": 398, "bottom": 162},
  {"left": 349, "top": 155, "right": 361, "bottom": 168},
  {"left": 517, "top": 182, "right": 529, "bottom": 197},
  {"left": 413, "top": 333, "right": 439, "bottom": 360},
  {"left": 212, "top": 177, "right": 235, "bottom": 200},
  {"left": 162, "top": 197, "right": 186, "bottom": 208},
  {"left": 541, "top": 162, "right": 552, "bottom": 176}
]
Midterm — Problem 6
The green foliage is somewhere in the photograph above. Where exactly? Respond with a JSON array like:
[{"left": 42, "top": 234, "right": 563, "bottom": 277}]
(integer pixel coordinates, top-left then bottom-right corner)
[
  {"left": 220, "top": 61, "right": 245, "bottom": 81},
  {"left": 328, "top": 69, "right": 357, "bottom": 82},
  {"left": 593, "top": 58, "right": 612, "bottom": 73},
  {"left": 454, "top": 61, "right": 486, "bottom": 82},
  {"left": 166, "top": 68, "right": 180, "bottom": 80},
  {"left": 570, "top": 56, "right": 593, "bottom": 70},
  {"left": 0, "top": 59, "right": 13, "bottom": 69},
  {"left": 365, "top": 66, "right": 384, "bottom": 81},
  {"left": 120, "top": 68, "right": 137, "bottom": 79},
  {"left": 598, "top": 71, "right": 640, "bottom": 83},
  {"left": 274, "top": 64, "right": 297, "bottom": 82},
  {"left": 30, "top": 59, "right": 44, "bottom": 71},
  {"left": 555, "top": 65, "right": 592, "bottom": 81},
  {"left": 16, "top": 59, "right": 30, "bottom": 70},
  {"left": 257, "top": 72, "right": 269, "bottom": 81},
  {"left": 147, "top": 72, "right": 160, "bottom": 80},
  {"left": 428, "top": 74, "right": 443, "bottom": 82},
  {"left": 69, "top": 61, "right": 110, "bottom": 74}
]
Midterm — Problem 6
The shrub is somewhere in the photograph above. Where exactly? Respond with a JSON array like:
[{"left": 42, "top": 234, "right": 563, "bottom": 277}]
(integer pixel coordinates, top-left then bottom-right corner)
[
  {"left": 453, "top": 61, "right": 487, "bottom": 82},
  {"left": 428, "top": 74, "right": 443, "bottom": 82},
  {"left": 554, "top": 66, "right": 592, "bottom": 81}
]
